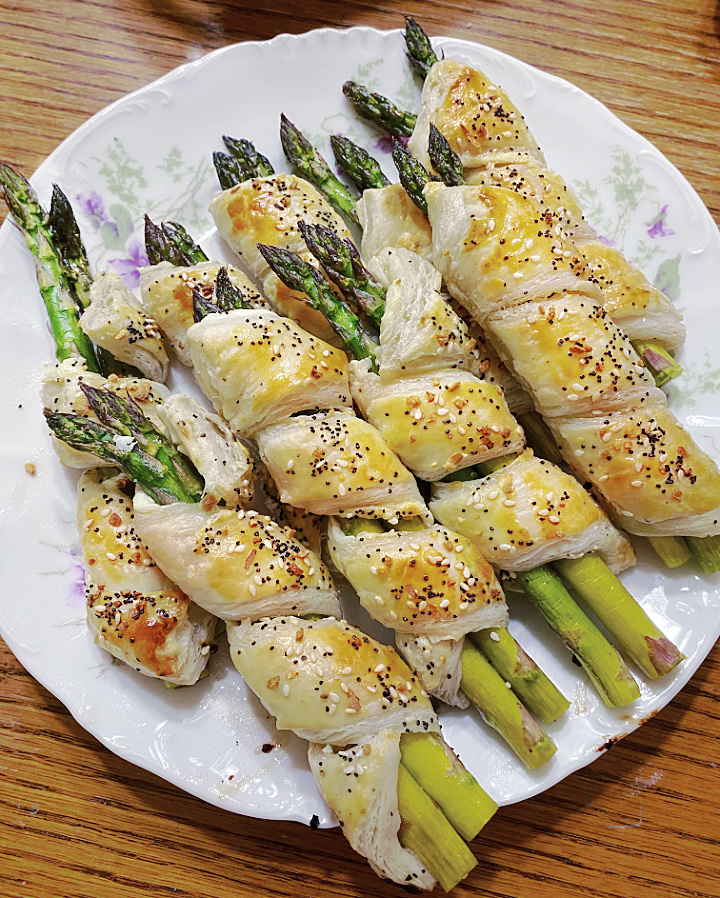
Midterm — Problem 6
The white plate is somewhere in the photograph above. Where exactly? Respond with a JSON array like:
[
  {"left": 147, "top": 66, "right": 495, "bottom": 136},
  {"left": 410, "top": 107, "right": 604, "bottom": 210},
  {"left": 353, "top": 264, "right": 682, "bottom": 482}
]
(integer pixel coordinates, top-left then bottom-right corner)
[{"left": 1, "top": 26, "right": 719, "bottom": 829}]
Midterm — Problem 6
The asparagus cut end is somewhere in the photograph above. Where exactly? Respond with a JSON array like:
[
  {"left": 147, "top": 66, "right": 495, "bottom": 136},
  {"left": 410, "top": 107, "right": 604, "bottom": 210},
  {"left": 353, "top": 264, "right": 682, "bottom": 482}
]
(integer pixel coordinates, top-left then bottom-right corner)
[
  {"left": 396, "top": 765, "right": 477, "bottom": 892},
  {"left": 400, "top": 732, "right": 497, "bottom": 841}
]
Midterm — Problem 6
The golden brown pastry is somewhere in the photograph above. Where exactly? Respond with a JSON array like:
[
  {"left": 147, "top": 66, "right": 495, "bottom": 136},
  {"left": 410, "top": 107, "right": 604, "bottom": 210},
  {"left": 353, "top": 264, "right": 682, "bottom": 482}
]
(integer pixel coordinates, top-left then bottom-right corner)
[
  {"left": 79, "top": 271, "right": 169, "bottom": 381},
  {"left": 132, "top": 498, "right": 340, "bottom": 620},
  {"left": 551, "top": 403, "right": 720, "bottom": 536},
  {"left": 187, "top": 308, "right": 352, "bottom": 436},
  {"left": 357, "top": 182, "right": 434, "bottom": 262},
  {"left": 139, "top": 260, "right": 267, "bottom": 365},
  {"left": 425, "top": 182, "right": 598, "bottom": 322},
  {"left": 430, "top": 450, "right": 635, "bottom": 572},
  {"left": 226, "top": 616, "right": 439, "bottom": 744},
  {"left": 327, "top": 519, "right": 507, "bottom": 639},
  {"left": 351, "top": 363, "right": 524, "bottom": 480},
  {"left": 308, "top": 731, "right": 435, "bottom": 890},
  {"left": 78, "top": 469, "right": 215, "bottom": 685},
  {"left": 209, "top": 174, "right": 349, "bottom": 343},
  {"left": 408, "top": 59, "right": 544, "bottom": 171},
  {"left": 255, "top": 409, "right": 430, "bottom": 522},
  {"left": 485, "top": 293, "right": 663, "bottom": 417}
]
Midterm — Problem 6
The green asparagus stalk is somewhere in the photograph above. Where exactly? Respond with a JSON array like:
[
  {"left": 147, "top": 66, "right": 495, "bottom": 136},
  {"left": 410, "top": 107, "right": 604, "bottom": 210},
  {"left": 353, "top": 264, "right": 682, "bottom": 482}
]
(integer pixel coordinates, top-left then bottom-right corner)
[
  {"left": 47, "top": 184, "right": 94, "bottom": 310},
  {"left": 460, "top": 641, "right": 557, "bottom": 769},
  {"left": 330, "top": 135, "right": 391, "bottom": 190},
  {"left": 513, "top": 567, "right": 641, "bottom": 707},
  {"left": 48, "top": 184, "right": 142, "bottom": 377},
  {"left": 471, "top": 628, "right": 570, "bottom": 724},
  {"left": 79, "top": 383, "right": 204, "bottom": 502},
  {"left": 396, "top": 765, "right": 477, "bottom": 892},
  {"left": 192, "top": 267, "right": 253, "bottom": 323},
  {"left": 399, "top": 732, "right": 497, "bottom": 841},
  {"left": 404, "top": 15, "right": 439, "bottom": 80},
  {"left": 45, "top": 408, "right": 202, "bottom": 506},
  {"left": 215, "top": 266, "right": 252, "bottom": 312},
  {"left": 144, "top": 215, "right": 209, "bottom": 267},
  {"left": 279, "top": 114, "right": 360, "bottom": 228},
  {"left": 213, "top": 151, "right": 245, "bottom": 190},
  {"left": 257, "top": 243, "right": 379, "bottom": 364},
  {"left": 0, "top": 163, "right": 101, "bottom": 372},
  {"left": 516, "top": 411, "right": 566, "bottom": 467},
  {"left": 222, "top": 135, "right": 275, "bottom": 178},
  {"left": 338, "top": 519, "right": 559, "bottom": 765},
  {"left": 648, "top": 535, "right": 693, "bottom": 569},
  {"left": 297, "top": 221, "right": 386, "bottom": 330},
  {"left": 161, "top": 221, "right": 209, "bottom": 264},
  {"left": 192, "top": 287, "right": 221, "bottom": 323},
  {"left": 342, "top": 81, "right": 418, "bottom": 138},
  {"left": 428, "top": 123, "right": 464, "bottom": 186},
  {"left": 391, "top": 139, "right": 434, "bottom": 213},
  {"left": 685, "top": 535, "right": 720, "bottom": 574},
  {"left": 552, "top": 554, "right": 685, "bottom": 678},
  {"left": 633, "top": 340, "right": 683, "bottom": 388}
]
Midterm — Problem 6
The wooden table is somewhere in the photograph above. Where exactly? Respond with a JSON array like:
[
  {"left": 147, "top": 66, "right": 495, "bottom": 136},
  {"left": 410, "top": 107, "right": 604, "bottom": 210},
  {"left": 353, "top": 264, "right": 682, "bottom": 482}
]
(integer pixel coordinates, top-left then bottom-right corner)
[{"left": 1, "top": 1, "right": 719, "bottom": 896}]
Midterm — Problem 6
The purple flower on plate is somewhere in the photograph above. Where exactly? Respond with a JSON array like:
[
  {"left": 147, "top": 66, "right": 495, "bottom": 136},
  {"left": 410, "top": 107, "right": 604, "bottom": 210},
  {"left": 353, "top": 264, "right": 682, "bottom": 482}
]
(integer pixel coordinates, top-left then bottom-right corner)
[
  {"left": 66, "top": 545, "right": 86, "bottom": 610},
  {"left": 75, "top": 191, "right": 110, "bottom": 228},
  {"left": 375, "top": 135, "right": 407, "bottom": 154},
  {"left": 108, "top": 238, "right": 150, "bottom": 289},
  {"left": 595, "top": 234, "right": 616, "bottom": 247},
  {"left": 646, "top": 205, "right": 674, "bottom": 238}
]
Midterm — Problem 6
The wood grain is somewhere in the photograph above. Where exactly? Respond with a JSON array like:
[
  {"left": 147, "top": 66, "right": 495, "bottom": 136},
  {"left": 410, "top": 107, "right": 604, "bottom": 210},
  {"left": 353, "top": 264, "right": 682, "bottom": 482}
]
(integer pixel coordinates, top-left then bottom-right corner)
[{"left": 1, "top": 1, "right": 720, "bottom": 896}]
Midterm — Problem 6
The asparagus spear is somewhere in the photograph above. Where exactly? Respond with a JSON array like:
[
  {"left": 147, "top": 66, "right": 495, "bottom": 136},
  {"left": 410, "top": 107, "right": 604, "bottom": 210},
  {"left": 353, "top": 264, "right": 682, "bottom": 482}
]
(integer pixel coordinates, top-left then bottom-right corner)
[
  {"left": 552, "top": 554, "right": 684, "bottom": 678},
  {"left": 0, "top": 163, "right": 100, "bottom": 372},
  {"left": 222, "top": 135, "right": 275, "bottom": 178},
  {"left": 404, "top": 15, "right": 440, "bottom": 80},
  {"left": 391, "top": 139, "right": 434, "bottom": 213},
  {"left": 342, "top": 81, "right": 418, "bottom": 138},
  {"left": 47, "top": 184, "right": 94, "bottom": 310},
  {"left": 297, "top": 221, "right": 386, "bottom": 330},
  {"left": 144, "top": 214, "right": 210, "bottom": 267},
  {"left": 399, "top": 732, "right": 497, "bottom": 841},
  {"left": 80, "top": 383, "right": 204, "bottom": 501},
  {"left": 213, "top": 151, "right": 245, "bottom": 190},
  {"left": 45, "top": 406, "right": 202, "bottom": 506},
  {"left": 279, "top": 114, "right": 360, "bottom": 228},
  {"left": 257, "top": 243, "right": 379, "bottom": 364},
  {"left": 330, "top": 135, "right": 391, "bottom": 190},
  {"left": 428, "top": 123, "right": 464, "bottom": 186},
  {"left": 460, "top": 641, "right": 557, "bottom": 769},
  {"left": 513, "top": 567, "right": 641, "bottom": 707},
  {"left": 396, "top": 765, "right": 477, "bottom": 892},
  {"left": 471, "top": 628, "right": 570, "bottom": 724},
  {"left": 48, "top": 184, "right": 143, "bottom": 378}
]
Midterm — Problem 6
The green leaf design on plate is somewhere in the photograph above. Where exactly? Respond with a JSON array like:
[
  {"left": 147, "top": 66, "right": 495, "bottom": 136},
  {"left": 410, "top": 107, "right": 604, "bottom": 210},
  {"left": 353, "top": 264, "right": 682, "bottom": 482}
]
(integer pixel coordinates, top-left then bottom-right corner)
[
  {"left": 666, "top": 349, "right": 720, "bottom": 408},
  {"left": 654, "top": 254, "right": 682, "bottom": 302}
]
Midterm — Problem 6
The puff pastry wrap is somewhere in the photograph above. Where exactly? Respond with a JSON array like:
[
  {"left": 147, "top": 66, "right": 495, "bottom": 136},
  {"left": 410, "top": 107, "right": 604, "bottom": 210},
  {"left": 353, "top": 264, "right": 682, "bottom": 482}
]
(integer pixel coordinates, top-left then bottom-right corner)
[
  {"left": 410, "top": 58, "right": 685, "bottom": 347},
  {"left": 139, "top": 260, "right": 268, "bottom": 366},
  {"left": 425, "top": 181, "right": 720, "bottom": 536},
  {"left": 208, "top": 173, "right": 352, "bottom": 345},
  {"left": 78, "top": 468, "right": 216, "bottom": 685},
  {"left": 351, "top": 247, "right": 525, "bottom": 481},
  {"left": 227, "top": 616, "right": 438, "bottom": 890},
  {"left": 356, "top": 185, "right": 534, "bottom": 415},
  {"left": 78, "top": 271, "right": 170, "bottom": 381},
  {"left": 205, "top": 180, "right": 512, "bottom": 706}
]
